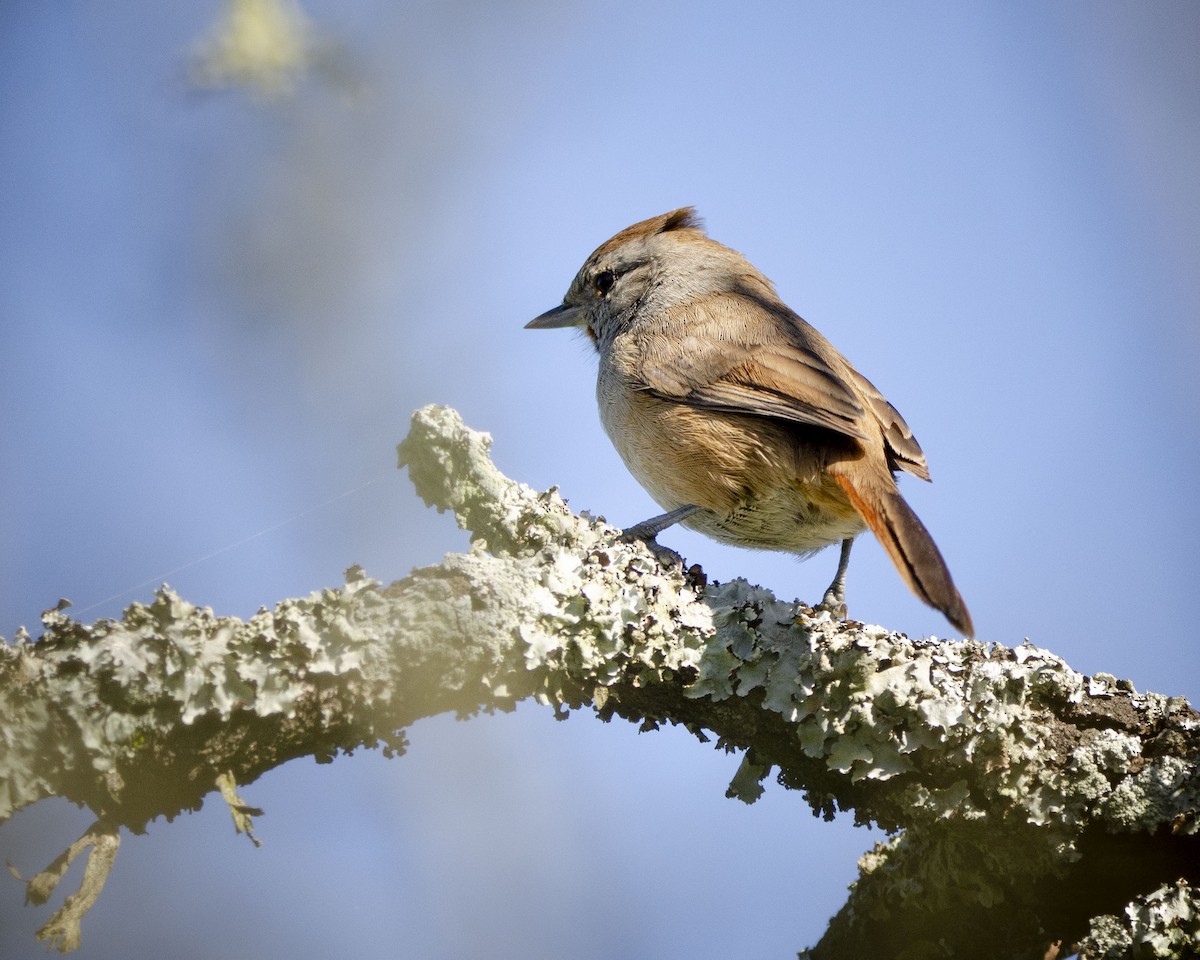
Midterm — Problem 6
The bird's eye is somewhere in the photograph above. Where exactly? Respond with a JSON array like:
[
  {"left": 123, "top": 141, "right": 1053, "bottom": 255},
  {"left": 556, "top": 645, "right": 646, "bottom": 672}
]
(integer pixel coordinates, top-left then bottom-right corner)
[{"left": 593, "top": 270, "right": 616, "bottom": 296}]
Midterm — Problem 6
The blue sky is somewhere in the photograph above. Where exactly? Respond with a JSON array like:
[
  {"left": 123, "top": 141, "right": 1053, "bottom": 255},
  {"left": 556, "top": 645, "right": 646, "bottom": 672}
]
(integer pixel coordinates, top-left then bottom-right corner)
[{"left": 2, "top": 3, "right": 1198, "bottom": 957}]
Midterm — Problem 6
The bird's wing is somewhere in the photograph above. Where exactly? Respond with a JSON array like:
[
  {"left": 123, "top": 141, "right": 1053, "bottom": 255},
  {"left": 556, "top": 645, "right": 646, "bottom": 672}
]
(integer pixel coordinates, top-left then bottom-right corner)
[
  {"left": 843, "top": 366, "right": 930, "bottom": 480},
  {"left": 634, "top": 292, "right": 930, "bottom": 477},
  {"left": 635, "top": 294, "right": 870, "bottom": 441}
]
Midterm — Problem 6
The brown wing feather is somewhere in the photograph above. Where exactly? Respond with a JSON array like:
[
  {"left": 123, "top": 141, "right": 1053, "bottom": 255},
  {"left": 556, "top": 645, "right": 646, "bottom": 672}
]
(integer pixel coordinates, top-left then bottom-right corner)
[
  {"left": 843, "top": 367, "right": 930, "bottom": 480},
  {"left": 635, "top": 291, "right": 873, "bottom": 442}
]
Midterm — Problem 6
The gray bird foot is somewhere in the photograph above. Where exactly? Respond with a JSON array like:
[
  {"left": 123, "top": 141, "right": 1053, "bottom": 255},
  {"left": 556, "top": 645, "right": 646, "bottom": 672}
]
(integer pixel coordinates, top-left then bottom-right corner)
[
  {"left": 620, "top": 505, "right": 700, "bottom": 568},
  {"left": 620, "top": 504, "right": 702, "bottom": 542},
  {"left": 812, "top": 537, "right": 854, "bottom": 620},
  {"left": 813, "top": 587, "right": 848, "bottom": 621}
]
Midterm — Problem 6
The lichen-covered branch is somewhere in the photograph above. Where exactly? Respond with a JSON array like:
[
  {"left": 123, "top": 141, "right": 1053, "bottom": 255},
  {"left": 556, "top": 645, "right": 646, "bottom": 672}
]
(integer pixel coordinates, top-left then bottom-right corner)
[{"left": 1, "top": 404, "right": 1196, "bottom": 958}]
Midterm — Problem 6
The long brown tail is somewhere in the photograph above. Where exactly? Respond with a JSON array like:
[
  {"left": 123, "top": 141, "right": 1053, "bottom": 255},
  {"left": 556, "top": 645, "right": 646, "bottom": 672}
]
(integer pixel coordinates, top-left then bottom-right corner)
[{"left": 832, "top": 472, "right": 974, "bottom": 636}]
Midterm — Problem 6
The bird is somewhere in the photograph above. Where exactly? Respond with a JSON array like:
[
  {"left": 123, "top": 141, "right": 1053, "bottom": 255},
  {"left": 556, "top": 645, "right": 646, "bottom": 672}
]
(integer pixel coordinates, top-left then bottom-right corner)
[{"left": 526, "top": 207, "right": 973, "bottom": 636}]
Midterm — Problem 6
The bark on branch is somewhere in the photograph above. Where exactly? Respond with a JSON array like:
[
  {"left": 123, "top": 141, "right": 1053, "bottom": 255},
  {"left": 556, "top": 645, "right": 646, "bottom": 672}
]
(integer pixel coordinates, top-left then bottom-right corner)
[{"left": 1, "top": 405, "right": 1196, "bottom": 957}]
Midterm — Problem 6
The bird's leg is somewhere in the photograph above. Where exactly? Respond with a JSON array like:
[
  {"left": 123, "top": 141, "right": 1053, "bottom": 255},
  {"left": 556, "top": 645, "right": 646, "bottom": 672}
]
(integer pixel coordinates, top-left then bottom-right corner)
[
  {"left": 620, "top": 504, "right": 702, "bottom": 542},
  {"left": 620, "top": 504, "right": 701, "bottom": 567},
  {"left": 815, "top": 537, "right": 854, "bottom": 619}
]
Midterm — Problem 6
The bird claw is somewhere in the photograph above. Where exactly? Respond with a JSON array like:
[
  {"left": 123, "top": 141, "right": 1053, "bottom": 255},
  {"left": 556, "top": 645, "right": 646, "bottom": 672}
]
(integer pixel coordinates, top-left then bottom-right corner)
[
  {"left": 618, "top": 505, "right": 701, "bottom": 569},
  {"left": 619, "top": 527, "right": 685, "bottom": 568},
  {"left": 620, "top": 521, "right": 665, "bottom": 543},
  {"left": 813, "top": 594, "right": 848, "bottom": 620}
]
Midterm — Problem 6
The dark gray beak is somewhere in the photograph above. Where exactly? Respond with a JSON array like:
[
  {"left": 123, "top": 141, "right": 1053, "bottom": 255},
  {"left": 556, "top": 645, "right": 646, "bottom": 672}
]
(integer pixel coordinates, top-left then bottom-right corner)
[{"left": 525, "top": 303, "right": 586, "bottom": 329}]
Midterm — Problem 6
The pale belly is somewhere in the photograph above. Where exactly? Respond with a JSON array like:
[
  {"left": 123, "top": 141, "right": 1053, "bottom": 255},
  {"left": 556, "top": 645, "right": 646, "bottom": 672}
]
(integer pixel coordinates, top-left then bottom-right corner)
[{"left": 599, "top": 380, "right": 866, "bottom": 556}]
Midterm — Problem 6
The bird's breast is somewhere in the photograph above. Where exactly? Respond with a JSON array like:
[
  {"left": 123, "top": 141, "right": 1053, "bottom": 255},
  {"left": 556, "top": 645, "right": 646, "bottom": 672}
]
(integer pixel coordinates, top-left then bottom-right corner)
[{"left": 596, "top": 370, "right": 865, "bottom": 554}]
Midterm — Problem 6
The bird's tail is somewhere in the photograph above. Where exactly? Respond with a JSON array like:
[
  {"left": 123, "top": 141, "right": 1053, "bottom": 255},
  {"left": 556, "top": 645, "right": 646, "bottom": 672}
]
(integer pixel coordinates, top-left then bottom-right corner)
[{"left": 832, "top": 472, "right": 974, "bottom": 636}]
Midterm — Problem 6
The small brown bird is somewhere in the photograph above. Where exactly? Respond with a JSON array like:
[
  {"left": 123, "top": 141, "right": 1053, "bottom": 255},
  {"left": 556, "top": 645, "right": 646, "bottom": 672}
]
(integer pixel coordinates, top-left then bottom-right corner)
[{"left": 527, "top": 208, "right": 973, "bottom": 636}]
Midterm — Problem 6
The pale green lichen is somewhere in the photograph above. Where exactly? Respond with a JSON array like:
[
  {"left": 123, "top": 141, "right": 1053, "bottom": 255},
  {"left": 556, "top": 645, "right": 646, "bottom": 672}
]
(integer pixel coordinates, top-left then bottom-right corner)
[
  {"left": 1078, "top": 882, "right": 1200, "bottom": 959},
  {"left": 685, "top": 596, "right": 1199, "bottom": 839},
  {"left": 190, "top": 0, "right": 316, "bottom": 98},
  {"left": 3, "top": 403, "right": 1197, "bottom": 957},
  {"left": 1100, "top": 754, "right": 1200, "bottom": 832},
  {"left": 400, "top": 404, "right": 716, "bottom": 709},
  {"left": 400, "top": 406, "right": 1199, "bottom": 844},
  {"left": 0, "top": 572, "right": 395, "bottom": 823}
]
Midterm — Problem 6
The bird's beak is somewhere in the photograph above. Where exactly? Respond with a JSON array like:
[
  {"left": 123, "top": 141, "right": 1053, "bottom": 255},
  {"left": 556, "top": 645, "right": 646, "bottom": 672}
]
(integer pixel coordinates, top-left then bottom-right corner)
[{"left": 525, "top": 303, "right": 586, "bottom": 329}]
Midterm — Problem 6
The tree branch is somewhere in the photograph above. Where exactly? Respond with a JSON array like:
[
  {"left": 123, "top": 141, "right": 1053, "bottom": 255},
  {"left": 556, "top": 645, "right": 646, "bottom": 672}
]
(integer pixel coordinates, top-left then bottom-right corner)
[{"left": 1, "top": 404, "right": 1196, "bottom": 957}]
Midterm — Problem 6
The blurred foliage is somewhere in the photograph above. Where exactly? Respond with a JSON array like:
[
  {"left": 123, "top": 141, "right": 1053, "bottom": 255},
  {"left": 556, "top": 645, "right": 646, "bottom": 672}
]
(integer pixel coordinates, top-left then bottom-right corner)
[{"left": 190, "top": 0, "right": 316, "bottom": 98}]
